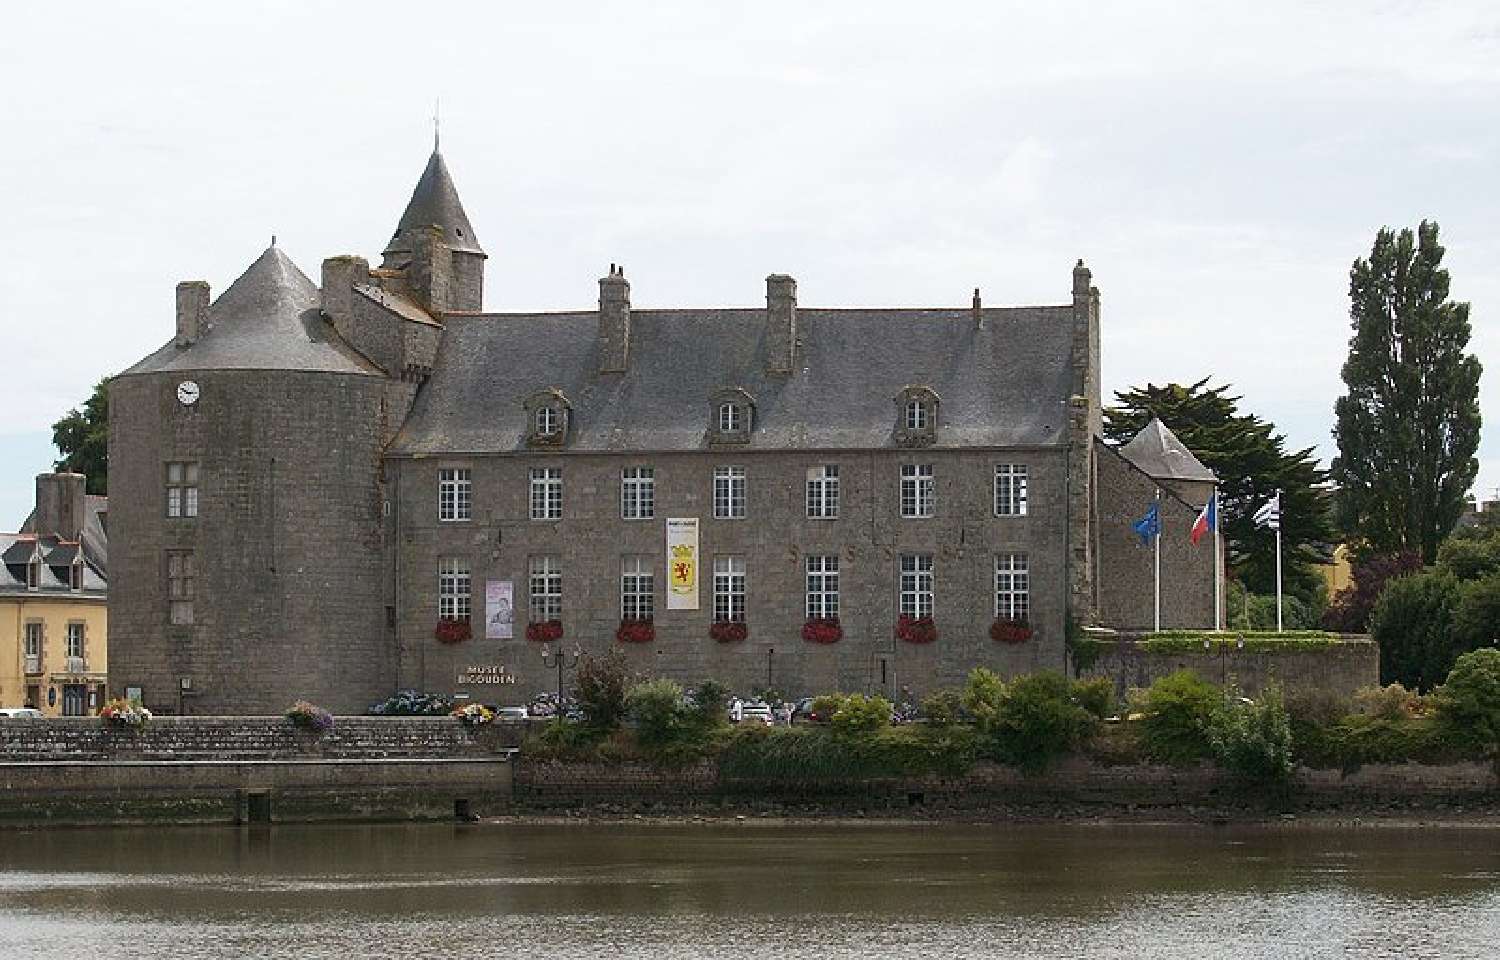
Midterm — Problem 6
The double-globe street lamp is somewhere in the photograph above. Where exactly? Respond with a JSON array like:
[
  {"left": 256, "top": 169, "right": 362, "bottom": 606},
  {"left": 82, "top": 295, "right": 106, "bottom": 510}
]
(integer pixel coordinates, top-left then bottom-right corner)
[{"left": 540, "top": 643, "right": 582, "bottom": 715}]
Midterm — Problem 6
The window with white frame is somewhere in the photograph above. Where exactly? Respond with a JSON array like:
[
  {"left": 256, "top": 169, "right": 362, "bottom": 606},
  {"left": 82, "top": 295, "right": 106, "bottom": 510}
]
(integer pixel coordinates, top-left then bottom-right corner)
[
  {"left": 713, "top": 465, "right": 746, "bottom": 519},
  {"left": 620, "top": 555, "right": 654, "bottom": 621},
  {"left": 995, "top": 552, "right": 1030, "bottom": 621},
  {"left": 718, "top": 402, "right": 742, "bottom": 433},
  {"left": 70, "top": 559, "right": 83, "bottom": 591},
  {"left": 26, "top": 559, "right": 39, "bottom": 590},
  {"left": 900, "top": 464, "right": 934, "bottom": 518},
  {"left": 529, "top": 467, "right": 562, "bottom": 520},
  {"left": 899, "top": 553, "right": 934, "bottom": 618},
  {"left": 713, "top": 555, "right": 746, "bottom": 622},
  {"left": 167, "top": 550, "right": 195, "bottom": 625},
  {"left": 165, "top": 461, "right": 199, "bottom": 518},
  {"left": 23, "top": 622, "right": 41, "bottom": 671},
  {"left": 904, "top": 399, "right": 929, "bottom": 430},
  {"left": 65, "top": 622, "right": 84, "bottom": 660},
  {"left": 438, "top": 557, "right": 471, "bottom": 620},
  {"left": 534, "top": 405, "right": 561, "bottom": 438},
  {"left": 805, "top": 555, "right": 840, "bottom": 620},
  {"left": 438, "top": 468, "right": 471, "bottom": 521},
  {"left": 994, "top": 464, "right": 1029, "bottom": 517},
  {"left": 806, "top": 464, "right": 839, "bottom": 519},
  {"left": 620, "top": 467, "right": 655, "bottom": 520},
  {"left": 529, "top": 555, "right": 562, "bottom": 622}
]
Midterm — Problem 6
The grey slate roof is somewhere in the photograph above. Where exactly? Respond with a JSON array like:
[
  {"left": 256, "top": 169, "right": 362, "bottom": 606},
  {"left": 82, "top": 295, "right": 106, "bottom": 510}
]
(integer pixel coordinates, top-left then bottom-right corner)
[
  {"left": 382, "top": 150, "right": 483, "bottom": 257},
  {"left": 1117, "top": 418, "right": 1216, "bottom": 482},
  {"left": 118, "top": 247, "right": 380, "bottom": 378},
  {"left": 389, "top": 305, "right": 1078, "bottom": 455},
  {"left": 20, "top": 494, "right": 109, "bottom": 576},
  {"left": 0, "top": 534, "right": 106, "bottom": 597}
]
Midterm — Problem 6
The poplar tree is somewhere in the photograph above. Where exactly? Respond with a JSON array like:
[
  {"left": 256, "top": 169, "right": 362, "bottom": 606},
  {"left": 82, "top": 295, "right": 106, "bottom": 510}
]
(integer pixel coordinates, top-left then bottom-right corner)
[
  {"left": 51, "top": 378, "right": 110, "bottom": 495},
  {"left": 1333, "top": 221, "right": 1482, "bottom": 563}
]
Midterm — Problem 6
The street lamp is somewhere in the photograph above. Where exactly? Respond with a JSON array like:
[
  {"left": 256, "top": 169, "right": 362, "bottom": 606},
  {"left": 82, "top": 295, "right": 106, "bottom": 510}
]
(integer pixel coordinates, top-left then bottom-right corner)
[{"left": 540, "top": 643, "right": 582, "bottom": 714}]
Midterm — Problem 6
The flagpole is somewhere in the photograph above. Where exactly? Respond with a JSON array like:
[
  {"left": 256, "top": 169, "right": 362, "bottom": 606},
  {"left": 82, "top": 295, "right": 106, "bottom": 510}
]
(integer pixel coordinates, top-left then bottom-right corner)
[
  {"left": 1154, "top": 487, "right": 1162, "bottom": 632},
  {"left": 1213, "top": 490, "right": 1222, "bottom": 631},
  {"left": 1274, "top": 489, "right": 1283, "bottom": 633}
]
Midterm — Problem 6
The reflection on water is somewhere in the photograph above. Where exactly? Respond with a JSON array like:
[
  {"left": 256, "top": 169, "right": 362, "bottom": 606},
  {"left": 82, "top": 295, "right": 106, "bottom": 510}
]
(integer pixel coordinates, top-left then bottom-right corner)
[{"left": 0, "top": 822, "right": 1496, "bottom": 959}]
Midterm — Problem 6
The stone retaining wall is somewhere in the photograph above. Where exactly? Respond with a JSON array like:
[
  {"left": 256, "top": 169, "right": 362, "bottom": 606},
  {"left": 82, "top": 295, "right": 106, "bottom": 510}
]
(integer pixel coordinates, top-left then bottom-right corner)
[{"left": 1080, "top": 637, "right": 1379, "bottom": 700}]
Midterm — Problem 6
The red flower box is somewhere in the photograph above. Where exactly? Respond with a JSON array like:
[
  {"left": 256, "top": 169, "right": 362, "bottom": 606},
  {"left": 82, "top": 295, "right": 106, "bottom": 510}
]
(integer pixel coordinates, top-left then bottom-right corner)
[
  {"left": 710, "top": 620, "right": 748, "bottom": 642},
  {"left": 434, "top": 618, "right": 472, "bottom": 644},
  {"left": 616, "top": 619, "right": 655, "bottom": 643},
  {"left": 802, "top": 618, "right": 843, "bottom": 644},
  {"left": 526, "top": 620, "right": 564, "bottom": 643},
  {"left": 896, "top": 615, "right": 937, "bottom": 644},
  {"left": 989, "top": 618, "right": 1033, "bottom": 644}
]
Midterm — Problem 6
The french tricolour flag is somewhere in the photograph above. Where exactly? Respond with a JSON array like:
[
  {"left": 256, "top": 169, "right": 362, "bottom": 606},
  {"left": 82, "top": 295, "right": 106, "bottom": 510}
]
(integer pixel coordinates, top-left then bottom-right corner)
[{"left": 1190, "top": 491, "right": 1217, "bottom": 546}]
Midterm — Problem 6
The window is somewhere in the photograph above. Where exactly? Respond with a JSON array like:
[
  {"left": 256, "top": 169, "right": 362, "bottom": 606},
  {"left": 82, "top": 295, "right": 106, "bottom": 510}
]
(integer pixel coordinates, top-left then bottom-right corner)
[
  {"left": 165, "top": 461, "right": 199, "bottom": 518},
  {"left": 713, "top": 555, "right": 746, "bottom": 623},
  {"left": 70, "top": 559, "right": 83, "bottom": 591},
  {"left": 529, "top": 555, "right": 562, "bottom": 622},
  {"left": 621, "top": 555, "right": 654, "bottom": 621},
  {"left": 535, "top": 405, "right": 560, "bottom": 437},
  {"left": 899, "top": 553, "right": 934, "bottom": 618},
  {"left": 26, "top": 559, "right": 39, "bottom": 590},
  {"left": 621, "top": 467, "right": 655, "bottom": 520},
  {"left": 718, "top": 402, "right": 741, "bottom": 433},
  {"left": 438, "top": 468, "right": 471, "bottom": 521},
  {"left": 709, "top": 388, "right": 755, "bottom": 443},
  {"left": 714, "top": 466, "right": 746, "bottom": 519},
  {"left": 994, "top": 464, "right": 1029, "bottom": 517},
  {"left": 23, "top": 622, "right": 41, "bottom": 672},
  {"left": 438, "top": 557, "right": 471, "bottom": 620},
  {"left": 65, "top": 622, "right": 84, "bottom": 661},
  {"left": 995, "top": 552, "right": 1030, "bottom": 621},
  {"left": 904, "top": 400, "right": 928, "bottom": 430},
  {"left": 900, "top": 464, "right": 934, "bottom": 518},
  {"left": 806, "top": 464, "right": 839, "bottom": 519},
  {"left": 524, "top": 389, "right": 572, "bottom": 446},
  {"left": 529, "top": 467, "right": 562, "bottom": 521},
  {"left": 805, "top": 555, "right": 840, "bottom": 620},
  {"left": 895, "top": 386, "right": 939, "bottom": 446},
  {"left": 167, "top": 550, "right": 195, "bottom": 625}
]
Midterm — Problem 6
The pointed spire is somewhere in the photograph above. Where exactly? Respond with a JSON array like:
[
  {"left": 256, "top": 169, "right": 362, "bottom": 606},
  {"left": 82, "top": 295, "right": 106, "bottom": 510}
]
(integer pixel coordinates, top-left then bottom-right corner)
[{"left": 382, "top": 148, "right": 483, "bottom": 258}]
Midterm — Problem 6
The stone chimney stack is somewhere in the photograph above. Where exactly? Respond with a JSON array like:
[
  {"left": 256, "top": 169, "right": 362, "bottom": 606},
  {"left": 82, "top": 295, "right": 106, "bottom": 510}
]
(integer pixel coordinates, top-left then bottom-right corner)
[
  {"left": 598, "top": 264, "right": 632, "bottom": 373},
  {"left": 766, "top": 274, "right": 798, "bottom": 375},
  {"left": 1070, "top": 259, "right": 1102, "bottom": 437},
  {"left": 409, "top": 226, "right": 451, "bottom": 313},
  {"left": 175, "top": 281, "right": 210, "bottom": 348},
  {"left": 34, "top": 472, "right": 87, "bottom": 542},
  {"left": 321, "top": 255, "right": 370, "bottom": 343},
  {"left": 972, "top": 287, "right": 983, "bottom": 329}
]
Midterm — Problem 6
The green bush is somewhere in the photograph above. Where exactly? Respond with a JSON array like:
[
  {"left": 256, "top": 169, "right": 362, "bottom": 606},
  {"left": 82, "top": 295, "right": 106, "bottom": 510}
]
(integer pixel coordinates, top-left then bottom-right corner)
[
  {"left": 920, "top": 688, "right": 966, "bottom": 727},
  {"left": 573, "top": 650, "right": 633, "bottom": 731},
  {"left": 1352, "top": 683, "right": 1423, "bottom": 721},
  {"left": 830, "top": 694, "right": 892, "bottom": 737},
  {"left": 1071, "top": 677, "right": 1115, "bottom": 720},
  {"left": 962, "top": 668, "right": 1006, "bottom": 730},
  {"left": 718, "top": 724, "right": 975, "bottom": 782},
  {"left": 1453, "top": 575, "right": 1500, "bottom": 651},
  {"left": 688, "top": 680, "right": 731, "bottom": 728},
  {"left": 1284, "top": 687, "right": 1351, "bottom": 769},
  {"left": 979, "top": 672, "right": 1097, "bottom": 774},
  {"left": 1370, "top": 568, "right": 1463, "bottom": 690},
  {"left": 1135, "top": 670, "right": 1222, "bottom": 763},
  {"left": 1208, "top": 686, "right": 1294, "bottom": 783},
  {"left": 625, "top": 678, "right": 687, "bottom": 747},
  {"left": 1434, "top": 647, "right": 1500, "bottom": 753}
]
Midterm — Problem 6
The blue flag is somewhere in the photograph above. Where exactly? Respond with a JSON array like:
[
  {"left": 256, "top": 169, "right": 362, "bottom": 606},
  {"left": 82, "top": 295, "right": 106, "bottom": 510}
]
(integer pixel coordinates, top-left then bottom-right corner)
[{"left": 1133, "top": 501, "right": 1160, "bottom": 545}]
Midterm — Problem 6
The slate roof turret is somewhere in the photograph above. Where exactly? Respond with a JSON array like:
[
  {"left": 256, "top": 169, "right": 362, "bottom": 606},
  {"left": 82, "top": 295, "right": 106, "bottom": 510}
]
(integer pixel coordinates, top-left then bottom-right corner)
[{"left": 382, "top": 149, "right": 483, "bottom": 257}]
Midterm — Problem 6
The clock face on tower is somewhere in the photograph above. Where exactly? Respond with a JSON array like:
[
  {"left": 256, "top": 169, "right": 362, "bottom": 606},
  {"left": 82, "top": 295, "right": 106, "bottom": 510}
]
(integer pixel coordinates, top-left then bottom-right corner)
[{"left": 176, "top": 381, "right": 200, "bottom": 406}]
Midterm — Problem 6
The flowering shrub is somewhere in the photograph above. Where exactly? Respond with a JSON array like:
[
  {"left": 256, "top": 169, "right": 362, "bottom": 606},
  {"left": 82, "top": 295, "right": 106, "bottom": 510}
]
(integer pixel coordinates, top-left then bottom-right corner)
[
  {"left": 896, "top": 615, "right": 937, "bottom": 644},
  {"left": 100, "top": 698, "right": 151, "bottom": 729},
  {"left": 366, "top": 690, "right": 452, "bottom": 716},
  {"left": 434, "top": 618, "right": 472, "bottom": 644},
  {"left": 710, "top": 620, "right": 748, "bottom": 642},
  {"left": 802, "top": 618, "right": 842, "bottom": 644},
  {"left": 286, "top": 700, "right": 335, "bottom": 734},
  {"left": 452, "top": 703, "right": 495, "bottom": 726},
  {"left": 525, "top": 620, "right": 564, "bottom": 643},
  {"left": 989, "top": 618, "right": 1033, "bottom": 644},
  {"left": 616, "top": 619, "right": 655, "bottom": 643}
]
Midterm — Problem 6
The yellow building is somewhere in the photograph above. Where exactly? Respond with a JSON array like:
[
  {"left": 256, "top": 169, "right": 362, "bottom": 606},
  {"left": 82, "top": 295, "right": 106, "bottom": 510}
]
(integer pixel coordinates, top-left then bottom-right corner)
[
  {"left": 1321, "top": 543, "right": 1354, "bottom": 599},
  {"left": 1, "top": 473, "right": 107, "bottom": 716}
]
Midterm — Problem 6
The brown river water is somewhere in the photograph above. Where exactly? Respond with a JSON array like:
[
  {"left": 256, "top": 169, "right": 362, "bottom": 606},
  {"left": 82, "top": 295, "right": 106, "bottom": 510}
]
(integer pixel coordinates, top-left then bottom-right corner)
[{"left": 0, "top": 822, "right": 1496, "bottom": 959}]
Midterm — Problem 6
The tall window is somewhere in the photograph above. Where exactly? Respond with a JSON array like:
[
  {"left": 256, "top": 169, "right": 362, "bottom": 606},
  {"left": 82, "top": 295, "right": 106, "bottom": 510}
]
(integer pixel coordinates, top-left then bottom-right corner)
[
  {"left": 994, "top": 464, "right": 1029, "bottom": 516},
  {"left": 718, "top": 402, "right": 742, "bottom": 433},
  {"left": 620, "top": 467, "right": 655, "bottom": 520},
  {"left": 70, "top": 559, "right": 83, "bottom": 591},
  {"left": 904, "top": 399, "right": 928, "bottom": 430},
  {"left": 65, "top": 622, "right": 84, "bottom": 661},
  {"left": 165, "top": 461, "right": 199, "bottom": 518},
  {"left": 900, "top": 464, "right": 934, "bottom": 518},
  {"left": 621, "top": 556, "right": 654, "bottom": 621},
  {"left": 805, "top": 555, "right": 840, "bottom": 620},
  {"left": 26, "top": 559, "right": 39, "bottom": 590},
  {"left": 438, "top": 468, "right": 471, "bottom": 521},
  {"left": 899, "top": 553, "right": 934, "bottom": 618},
  {"left": 529, "top": 555, "right": 562, "bottom": 622},
  {"left": 714, "top": 465, "right": 746, "bottom": 519},
  {"left": 167, "top": 550, "right": 195, "bottom": 625},
  {"left": 534, "top": 405, "right": 560, "bottom": 437},
  {"left": 529, "top": 467, "right": 562, "bottom": 520},
  {"left": 806, "top": 464, "right": 839, "bottom": 519},
  {"left": 713, "top": 555, "right": 746, "bottom": 623},
  {"left": 995, "top": 552, "right": 1030, "bottom": 621},
  {"left": 23, "top": 622, "right": 41, "bottom": 671},
  {"left": 438, "top": 557, "right": 471, "bottom": 620}
]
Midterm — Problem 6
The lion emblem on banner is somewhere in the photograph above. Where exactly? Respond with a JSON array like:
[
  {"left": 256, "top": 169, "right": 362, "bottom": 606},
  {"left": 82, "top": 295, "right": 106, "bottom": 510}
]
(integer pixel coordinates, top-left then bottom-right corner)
[{"left": 670, "top": 543, "right": 696, "bottom": 594}]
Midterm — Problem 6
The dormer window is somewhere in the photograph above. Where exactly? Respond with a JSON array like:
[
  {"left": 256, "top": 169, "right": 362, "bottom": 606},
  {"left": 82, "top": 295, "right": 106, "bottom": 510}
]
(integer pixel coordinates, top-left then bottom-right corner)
[
  {"left": 27, "top": 560, "right": 39, "bottom": 591},
  {"left": 535, "top": 405, "right": 560, "bottom": 438},
  {"left": 71, "top": 558, "right": 83, "bottom": 592},
  {"left": 894, "top": 386, "right": 940, "bottom": 447},
  {"left": 523, "top": 388, "right": 573, "bottom": 447},
  {"left": 709, "top": 388, "right": 755, "bottom": 445}
]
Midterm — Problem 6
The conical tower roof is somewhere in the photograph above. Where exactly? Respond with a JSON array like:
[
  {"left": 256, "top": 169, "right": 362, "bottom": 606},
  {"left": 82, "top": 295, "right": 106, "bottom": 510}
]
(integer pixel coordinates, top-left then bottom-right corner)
[
  {"left": 383, "top": 149, "right": 483, "bottom": 257},
  {"left": 1118, "top": 417, "right": 1216, "bottom": 482}
]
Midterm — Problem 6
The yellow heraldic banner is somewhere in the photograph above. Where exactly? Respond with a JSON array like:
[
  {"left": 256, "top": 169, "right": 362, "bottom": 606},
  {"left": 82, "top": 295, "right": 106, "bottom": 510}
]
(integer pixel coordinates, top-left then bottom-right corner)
[{"left": 666, "top": 517, "right": 700, "bottom": 610}]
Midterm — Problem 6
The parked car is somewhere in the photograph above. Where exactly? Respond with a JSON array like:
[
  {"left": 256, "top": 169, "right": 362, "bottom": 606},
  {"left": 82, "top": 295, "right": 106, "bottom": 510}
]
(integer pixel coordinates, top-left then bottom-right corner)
[
  {"left": 494, "top": 706, "right": 528, "bottom": 722},
  {"left": 790, "top": 697, "right": 832, "bottom": 725},
  {"left": 738, "top": 701, "right": 774, "bottom": 725},
  {"left": 0, "top": 708, "right": 44, "bottom": 719}
]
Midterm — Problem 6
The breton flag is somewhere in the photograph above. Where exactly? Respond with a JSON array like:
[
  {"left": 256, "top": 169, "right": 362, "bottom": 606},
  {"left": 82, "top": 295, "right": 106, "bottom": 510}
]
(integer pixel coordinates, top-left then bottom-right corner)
[
  {"left": 1191, "top": 491, "right": 1218, "bottom": 545},
  {"left": 1133, "top": 500, "right": 1161, "bottom": 545},
  {"left": 1252, "top": 492, "right": 1281, "bottom": 531}
]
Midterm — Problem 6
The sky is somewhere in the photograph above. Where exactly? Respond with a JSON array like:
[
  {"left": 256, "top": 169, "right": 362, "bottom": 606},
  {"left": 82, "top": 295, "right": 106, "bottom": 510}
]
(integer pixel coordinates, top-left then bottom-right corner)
[{"left": 0, "top": 0, "right": 1495, "bottom": 529}]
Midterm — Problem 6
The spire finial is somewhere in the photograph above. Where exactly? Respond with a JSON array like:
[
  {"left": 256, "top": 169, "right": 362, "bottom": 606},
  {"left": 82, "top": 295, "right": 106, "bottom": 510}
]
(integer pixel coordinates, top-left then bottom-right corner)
[
  {"left": 271, "top": 234, "right": 277, "bottom": 247},
  {"left": 433, "top": 98, "right": 441, "bottom": 151}
]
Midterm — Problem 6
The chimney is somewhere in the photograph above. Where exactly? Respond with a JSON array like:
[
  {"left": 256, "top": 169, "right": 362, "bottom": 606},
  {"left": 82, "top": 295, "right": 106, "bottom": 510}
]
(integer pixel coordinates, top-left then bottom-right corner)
[
  {"left": 766, "top": 274, "right": 798, "bottom": 375},
  {"left": 321, "top": 255, "right": 370, "bottom": 343},
  {"left": 1072, "top": 258, "right": 1092, "bottom": 299},
  {"left": 409, "top": 225, "right": 451, "bottom": 312},
  {"left": 175, "top": 281, "right": 209, "bottom": 348},
  {"left": 972, "top": 287, "right": 983, "bottom": 329},
  {"left": 598, "top": 264, "right": 632, "bottom": 372},
  {"left": 34, "top": 472, "right": 87, "bottom": 542}
]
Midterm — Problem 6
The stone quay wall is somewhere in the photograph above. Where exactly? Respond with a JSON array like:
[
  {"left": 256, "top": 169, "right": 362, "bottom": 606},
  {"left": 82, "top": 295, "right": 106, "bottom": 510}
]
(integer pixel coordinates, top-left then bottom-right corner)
[{"left": 1079, "top": 636, "right": 1379, "bottom": 701}]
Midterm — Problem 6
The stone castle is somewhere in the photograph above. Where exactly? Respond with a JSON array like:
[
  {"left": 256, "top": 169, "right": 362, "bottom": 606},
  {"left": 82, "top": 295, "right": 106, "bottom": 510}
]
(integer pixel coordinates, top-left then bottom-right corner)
[{"left": 108, "top": 145, "right": 1220, "bottom": 714}]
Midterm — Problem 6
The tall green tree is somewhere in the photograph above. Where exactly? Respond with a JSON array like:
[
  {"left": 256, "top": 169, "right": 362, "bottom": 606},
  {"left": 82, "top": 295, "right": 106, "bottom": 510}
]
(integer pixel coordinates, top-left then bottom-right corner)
[
  {"left": 1104, "top": 379, "right": 1333, "bottom": 604},
  {"left": 1333, "top": 221, "right": 1482, "bottom": 563},
  {"left": 51, "top": 378, "right": 109, "bottom": 495}
]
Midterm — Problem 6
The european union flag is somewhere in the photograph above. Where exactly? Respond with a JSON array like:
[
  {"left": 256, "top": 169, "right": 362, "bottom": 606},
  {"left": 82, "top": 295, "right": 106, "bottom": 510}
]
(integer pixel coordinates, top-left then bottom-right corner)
[{"left": 1133, "top": 501, "right": 1160, "bottom": 545}]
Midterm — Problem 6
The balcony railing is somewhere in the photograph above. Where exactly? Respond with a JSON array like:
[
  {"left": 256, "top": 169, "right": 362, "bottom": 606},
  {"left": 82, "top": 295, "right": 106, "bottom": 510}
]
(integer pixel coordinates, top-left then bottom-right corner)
[
  {"left": 24, "top": 655, "right": 40, "bottom": 675},
  {"left": 65, "top": 656, "right": 86, "bottom": 674}
]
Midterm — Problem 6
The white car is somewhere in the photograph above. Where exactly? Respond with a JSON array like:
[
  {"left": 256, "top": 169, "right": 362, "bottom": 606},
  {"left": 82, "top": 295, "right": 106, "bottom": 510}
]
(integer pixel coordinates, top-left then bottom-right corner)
[
  {"left": 738, "top": 701, "right": 774, "bottom": 725},
  {"left": 0, "top": 708, "right": 44, "bottom": 719}
]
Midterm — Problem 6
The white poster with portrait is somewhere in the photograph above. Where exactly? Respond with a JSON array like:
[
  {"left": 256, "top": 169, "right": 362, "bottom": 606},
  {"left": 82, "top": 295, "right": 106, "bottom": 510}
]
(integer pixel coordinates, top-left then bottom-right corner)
[
  {"left": 666, "top": 517, "right": 699, "bottom": 610},
  {"left": 485, "top": 579, "right": 514, "bottom": 639}
]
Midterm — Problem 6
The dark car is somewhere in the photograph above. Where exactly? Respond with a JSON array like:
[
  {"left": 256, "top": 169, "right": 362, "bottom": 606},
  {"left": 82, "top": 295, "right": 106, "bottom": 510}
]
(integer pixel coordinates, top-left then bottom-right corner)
[{"left": 790, "top": 697, "right": 832, "bottom": 724}]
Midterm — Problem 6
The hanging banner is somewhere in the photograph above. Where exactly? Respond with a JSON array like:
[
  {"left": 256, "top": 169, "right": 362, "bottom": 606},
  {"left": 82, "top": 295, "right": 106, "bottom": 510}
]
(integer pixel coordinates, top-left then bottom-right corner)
[
  {"left": 666, "top": 517, "right": 699, "bottom": 610},
  {"left": 485, "top": 579, "right": 514, "bottom": 639}
]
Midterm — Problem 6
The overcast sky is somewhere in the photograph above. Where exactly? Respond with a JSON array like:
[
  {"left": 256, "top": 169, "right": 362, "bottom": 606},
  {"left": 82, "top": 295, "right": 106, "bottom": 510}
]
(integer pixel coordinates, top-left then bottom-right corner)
[{"left": 1, "top": 1, "right": 1495, "bottom": 530}]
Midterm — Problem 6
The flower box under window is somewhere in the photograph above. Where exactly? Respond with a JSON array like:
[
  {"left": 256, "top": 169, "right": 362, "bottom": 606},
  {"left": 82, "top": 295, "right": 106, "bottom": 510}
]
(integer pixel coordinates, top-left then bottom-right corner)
[
  {"left": 896, "top": 615, "right": 937, "bottom": 644},
  {"left": 710, "top": 621, "right": 748, "bottom": 642},
  {"left": 434, "top": 618, "right": 472, "bottom": 644},
  {"left": 526, "top": 620, "right": 564, "bottom": 643},
  {"left": 616, "top": 619, "right": 655, "bottom": 644},
  {"left": 802, "top": 618, "right": 843, "bottom": 644},
  {"left": 989, "top": 618, "right": 1034, "bottom": 644}
]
